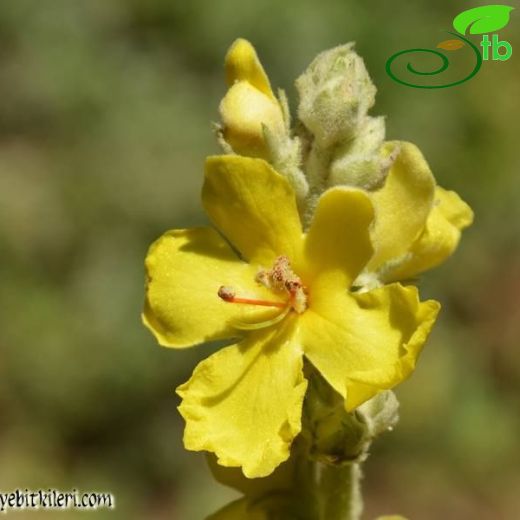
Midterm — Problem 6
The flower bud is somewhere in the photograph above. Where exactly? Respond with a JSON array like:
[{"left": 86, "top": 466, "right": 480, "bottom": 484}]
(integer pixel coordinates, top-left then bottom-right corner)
[
  {"left": 219, "top": 81, "right": 285, "bottom": 159},
  {"left": 225, "top": 38, "right": 274, "bottom": 99},
  {"left": 328, "top": 117, "right": 395, "bottom": 190},
  {"left": 296, "top": 43, "right": 376, "bottom": 149},
  {"left": 303, "top": 370, "right": 400, "bottom": 466},
  {"left": 357, "top": 389, "right": 399, "bottom": 438},
  {"left": 303, "top": 370, "right": 369, "bottom": 465}
]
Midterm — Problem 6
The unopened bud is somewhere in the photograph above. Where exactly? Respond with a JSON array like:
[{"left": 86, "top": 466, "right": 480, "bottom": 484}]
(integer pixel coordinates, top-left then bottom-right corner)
[
  {"left": 219, "top": 81, "right": 285, "bottom": 159},
  {"left": 328, "top": 126, "right": 398, "bottom": 190},
  {"left": 296, "top": 43, "right": 376, "bottom": 149}
]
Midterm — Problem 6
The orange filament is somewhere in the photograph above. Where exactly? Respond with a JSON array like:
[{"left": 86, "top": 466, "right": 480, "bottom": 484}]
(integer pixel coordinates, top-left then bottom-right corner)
[{"left": 218, "top": 286, "right": 287, "bottom": 309}]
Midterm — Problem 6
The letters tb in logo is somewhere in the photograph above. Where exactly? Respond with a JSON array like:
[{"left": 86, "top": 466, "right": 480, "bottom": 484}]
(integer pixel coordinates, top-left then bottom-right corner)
[{"left": 480, "top": 34, "right": 512, "bottom": 60}]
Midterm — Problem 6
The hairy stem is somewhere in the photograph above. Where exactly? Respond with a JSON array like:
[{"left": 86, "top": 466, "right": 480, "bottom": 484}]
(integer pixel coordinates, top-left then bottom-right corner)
[{"left": 319, "top": 462, "right": 363, "bottom": 520}]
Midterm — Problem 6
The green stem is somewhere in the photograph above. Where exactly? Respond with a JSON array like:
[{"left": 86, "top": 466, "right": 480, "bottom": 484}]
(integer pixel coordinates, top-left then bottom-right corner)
[
  {"left": 319, "top": 462, "right": 363, "bottom": 520},
  {"left": 292, "top": 442, "right": 320, "bottom": 520},
  {"left": 301, "top": 139, "right": 337, "bottom": 229}
]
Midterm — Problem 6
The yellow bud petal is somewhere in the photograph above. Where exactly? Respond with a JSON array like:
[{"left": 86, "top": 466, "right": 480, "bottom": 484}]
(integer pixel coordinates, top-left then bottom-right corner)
[
  {"left": 225, "top": 38, "right": 274, "bottom": 99},
  {"left": 385, "top": 186, "right": 474, "bottom": 281},
  {"left": 367, "top": 141, "right": 436, "bottom": 272},
  {"left": 436, "top": 186, "right": 473, "bottom": 229},
  {"left": 219, "top": 81, "right": 284, "bottom": 159}
]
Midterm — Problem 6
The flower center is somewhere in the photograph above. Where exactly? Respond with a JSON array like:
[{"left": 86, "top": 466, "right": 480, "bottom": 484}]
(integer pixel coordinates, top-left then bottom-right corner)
[
  {"left": 255, "top": 256, "right": 307, "bottom": 314},
  {"left": 217, "top": 256, "right": 308, "bottom": 330}
]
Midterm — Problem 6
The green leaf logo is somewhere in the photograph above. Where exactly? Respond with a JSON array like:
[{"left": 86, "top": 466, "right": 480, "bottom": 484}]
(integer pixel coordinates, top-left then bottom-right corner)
[{"left": 453, "top": 5, "right": 514, "bottom": 35}]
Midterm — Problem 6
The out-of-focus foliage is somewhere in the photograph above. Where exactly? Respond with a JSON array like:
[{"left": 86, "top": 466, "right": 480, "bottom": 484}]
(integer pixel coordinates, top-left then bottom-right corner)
[{"left": 0, "top": 1, "right": 518, "bottom": 518}]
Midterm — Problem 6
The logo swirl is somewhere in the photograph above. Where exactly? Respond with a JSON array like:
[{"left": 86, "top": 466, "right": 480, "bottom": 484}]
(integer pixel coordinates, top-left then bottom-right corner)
[{"left": 385, "top": 32, "right": 482, "bottom": 89}]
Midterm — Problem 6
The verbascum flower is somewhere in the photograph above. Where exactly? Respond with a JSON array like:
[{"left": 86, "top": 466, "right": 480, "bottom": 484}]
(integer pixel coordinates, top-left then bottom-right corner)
[
  {"left": 354, "top": 141, "right": 474, "bottom": 287},
  {"left": 143, "top": 155, "right": 440, "bottom": 477},
  {"left": 217, "top": 40, "right": 473, "bottom": 284},
  {"left": 219, "top": 39, "right": 286, "bottom": 159}
]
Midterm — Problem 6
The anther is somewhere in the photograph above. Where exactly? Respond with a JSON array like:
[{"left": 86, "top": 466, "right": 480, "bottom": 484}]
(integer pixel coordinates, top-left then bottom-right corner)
[{"left": 217, "top": 286, "right": 236, "bottom": 302}]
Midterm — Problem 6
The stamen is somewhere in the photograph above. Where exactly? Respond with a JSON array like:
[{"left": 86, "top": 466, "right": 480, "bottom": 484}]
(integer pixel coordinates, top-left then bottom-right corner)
[
  {"left": 254, "top": 256, "right": 308, "bottom": 314},
  {"left": 234, "top": 305, "right": 291, "bottom": 330},
  {"left": 218, "top": 286, "right": 286, "bottom": 309},
  {"left": 217, "top": 257, "right": 307, "bottom": 332}
]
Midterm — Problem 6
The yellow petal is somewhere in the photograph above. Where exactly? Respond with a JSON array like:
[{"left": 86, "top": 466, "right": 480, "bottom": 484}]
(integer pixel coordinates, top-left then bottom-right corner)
[
  {"left": 300, "top": 283, "right": 440, "bottom": 411},
  {"left": 207, "top": 498, "right": 267, "bottom": 520},
  {"left": 207, "top": 450, "right": 295, "bottom": 496},
  {"left": 436, "top": 186, "right": 473, "bottom": 228},
  {"left": 207, "top": 495, "right": 300, "bottom": 520},
  {"left": 143, "top": 227, "right": 286, "bottom": 348},
  {"left": 203, "top": 155, "right": 303, "bottom": 266},
  {"left": 225, "top": 38, "right": 275, "bottom": 99},
  {"left": 206, "top": 498, "right": 260, "bottom": 520},
  {"left": 303, "top": 187, "right": 374, "bottom": 291},
  {"left": 385, "top": 186, "right": 474, "bottom": 281},
  {"left": 177, "top": 321, "right": 307, "bottom": 478},
  {"left": 367, "top": 141, "right": 436, "bottom": 272},
  {"left": 219, "top": 81, "right": 285, "bottom": 159}
]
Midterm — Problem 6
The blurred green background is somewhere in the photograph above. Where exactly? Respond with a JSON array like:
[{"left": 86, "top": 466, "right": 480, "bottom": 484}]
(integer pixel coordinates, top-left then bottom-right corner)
[{"left": 0, "top": 1, "right": 519, "bottom": 518}]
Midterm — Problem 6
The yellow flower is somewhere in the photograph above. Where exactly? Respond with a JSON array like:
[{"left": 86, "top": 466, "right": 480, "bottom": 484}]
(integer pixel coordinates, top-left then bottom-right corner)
[
  {"left": 143, "top": 155, "right": 440, "bottom": 478},
  {"left": 219, "top": 39, "right": 286, "bottom": 159},
  {"left": 218, "top": 41, "right": 473, "bottom": 286},
  {"left": 356, "top": 141, "right": 474, "bottom": 286}
]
